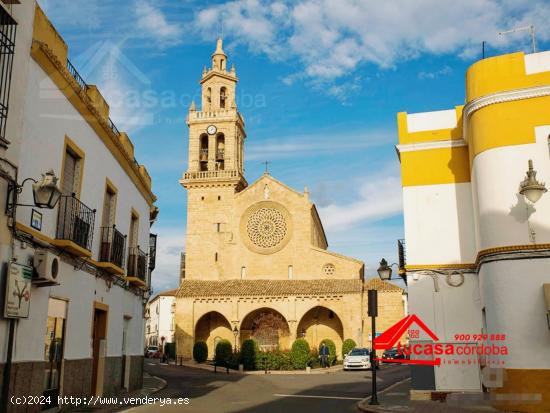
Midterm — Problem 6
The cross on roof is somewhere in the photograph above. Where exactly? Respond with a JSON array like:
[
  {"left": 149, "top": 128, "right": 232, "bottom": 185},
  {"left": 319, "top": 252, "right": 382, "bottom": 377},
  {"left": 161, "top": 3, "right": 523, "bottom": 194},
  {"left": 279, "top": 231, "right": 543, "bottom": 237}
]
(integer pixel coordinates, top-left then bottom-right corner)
[{"left": 263, "top": 161, "right": 271, "bottom": 174}]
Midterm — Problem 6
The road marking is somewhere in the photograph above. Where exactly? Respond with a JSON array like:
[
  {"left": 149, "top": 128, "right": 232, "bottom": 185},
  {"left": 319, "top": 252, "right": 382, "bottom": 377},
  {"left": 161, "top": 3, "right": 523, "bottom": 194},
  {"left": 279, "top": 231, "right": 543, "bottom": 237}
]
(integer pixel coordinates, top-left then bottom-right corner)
[{"left": 273, "top": 394, "right": 363, "bottom": 401}]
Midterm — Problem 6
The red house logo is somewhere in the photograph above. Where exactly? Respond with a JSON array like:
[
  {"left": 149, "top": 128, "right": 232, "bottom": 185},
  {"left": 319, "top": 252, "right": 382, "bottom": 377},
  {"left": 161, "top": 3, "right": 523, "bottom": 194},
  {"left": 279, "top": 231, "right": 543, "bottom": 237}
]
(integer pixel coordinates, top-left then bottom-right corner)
[{"left": 373, "top": 314, "right": 441, "bottom": 366}]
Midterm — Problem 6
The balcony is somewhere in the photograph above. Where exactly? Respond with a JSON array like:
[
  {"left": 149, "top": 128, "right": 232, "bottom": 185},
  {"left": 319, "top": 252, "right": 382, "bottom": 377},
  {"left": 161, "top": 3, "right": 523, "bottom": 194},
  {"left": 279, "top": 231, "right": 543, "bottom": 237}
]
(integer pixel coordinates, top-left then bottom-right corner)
[
  {"left": 54, "top": 194, "right": 95, "bottom": 257},
  {"left": 149, "top": 233, "right": 157, "bottom": 271},
  {"left": 127, "top": 246, "right": 147, "bottom": 287},
  {"left": 181, "top": 169, "right": 247, "bottom": 186},
  {"left": 398, "top": 239, "right": 407, "bottom": 284},
  {"left": 98, "top": 226, "right": 126, "bottom": 276}
]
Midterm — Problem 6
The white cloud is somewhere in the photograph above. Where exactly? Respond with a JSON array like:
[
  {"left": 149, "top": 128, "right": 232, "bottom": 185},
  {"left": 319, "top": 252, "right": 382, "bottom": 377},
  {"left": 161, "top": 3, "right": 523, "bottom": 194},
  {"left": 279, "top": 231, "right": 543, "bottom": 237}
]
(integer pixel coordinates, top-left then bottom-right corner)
[
  {"left": 195, "top": 0, "right": 550, "bottom": 92},
  {"left": 318, "top": 170, "right": 403, "bottom": 232},
  {"left": 247, "top": 128, "right": 390, "bottom": 160},
  {"left": 150, "top": 226, "right": 185, "bottom": 293},
  {"left": 418, "top": 65, "right": 453, "bottom": 80},
  {"left": 135, "top": 1, "right": 183, "bottom": 47}
]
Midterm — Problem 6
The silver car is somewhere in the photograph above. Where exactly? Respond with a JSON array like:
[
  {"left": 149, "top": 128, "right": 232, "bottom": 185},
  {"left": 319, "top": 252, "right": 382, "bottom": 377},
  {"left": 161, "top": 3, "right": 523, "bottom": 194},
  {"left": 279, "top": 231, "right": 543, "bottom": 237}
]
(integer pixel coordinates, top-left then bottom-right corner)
[{"left": 343, "top": 347, "right": 371, "bottom": 370}]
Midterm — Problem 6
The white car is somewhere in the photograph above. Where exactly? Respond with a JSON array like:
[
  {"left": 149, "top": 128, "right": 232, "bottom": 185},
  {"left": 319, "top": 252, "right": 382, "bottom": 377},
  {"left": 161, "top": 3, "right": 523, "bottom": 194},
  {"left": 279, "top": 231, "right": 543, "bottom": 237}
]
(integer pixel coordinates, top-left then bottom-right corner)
[{"left": 343, "top": 348, "right": 371, "bottom": 370}]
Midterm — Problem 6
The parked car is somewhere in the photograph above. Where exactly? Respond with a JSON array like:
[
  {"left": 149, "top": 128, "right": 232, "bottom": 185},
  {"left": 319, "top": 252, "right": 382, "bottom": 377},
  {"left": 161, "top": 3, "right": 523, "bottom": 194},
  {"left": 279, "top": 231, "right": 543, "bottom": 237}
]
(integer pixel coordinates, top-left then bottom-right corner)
[
  {"left": 145, "top": 346, "right": 160, "bottom": 358},
  {"left": 343, "top": 348, "right": 371, "bottom": 370},
  {"left": 382, "top": 347, "right": 407, "bottom": 362}
]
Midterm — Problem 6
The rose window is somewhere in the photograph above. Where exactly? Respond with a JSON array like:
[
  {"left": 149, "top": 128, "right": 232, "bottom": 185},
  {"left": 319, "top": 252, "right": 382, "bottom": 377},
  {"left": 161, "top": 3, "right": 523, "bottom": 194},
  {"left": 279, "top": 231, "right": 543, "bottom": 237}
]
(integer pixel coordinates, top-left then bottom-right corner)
[
  {"left": 323, "top": 263, "right": 336, "bottom": 276},
  {"left": 246, "top": 208, "right": 288, "bottom": 248}
]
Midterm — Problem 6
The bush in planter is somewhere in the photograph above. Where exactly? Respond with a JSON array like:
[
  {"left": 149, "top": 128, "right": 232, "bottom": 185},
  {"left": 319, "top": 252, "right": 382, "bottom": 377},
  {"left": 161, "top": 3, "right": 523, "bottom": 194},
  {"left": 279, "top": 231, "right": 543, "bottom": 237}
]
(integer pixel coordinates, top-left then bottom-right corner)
[
  {"left": 193, "top": 341, "right": 208, "bottom": 363},
  {"left": 319, "top": 339, "right": 337, "bottom": 366},
  {"left": 342, "top": 339, "right": 357, "bottom": 357},
  {"left": 291, "top": 339, "right": 311, "bottom": 369},
  {"left": 258, "top": 350, "right": 292, "bottom": 370},
  {"left": 309, "top": 348, "right": 320, "bottom": 369},
  {"left": 241, "top": 339, "right": 259, "bottom": 370},
  {"left": 214, "top": 340, "right": 232, "bottom": 366}
]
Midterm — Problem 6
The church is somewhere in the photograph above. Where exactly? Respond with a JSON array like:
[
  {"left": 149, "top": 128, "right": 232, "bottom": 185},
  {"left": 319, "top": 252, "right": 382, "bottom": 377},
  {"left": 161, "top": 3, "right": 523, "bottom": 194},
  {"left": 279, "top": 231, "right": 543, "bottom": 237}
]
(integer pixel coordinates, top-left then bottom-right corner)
[{"left": 175, "top": 39, "right": 405, "bottom": 360}]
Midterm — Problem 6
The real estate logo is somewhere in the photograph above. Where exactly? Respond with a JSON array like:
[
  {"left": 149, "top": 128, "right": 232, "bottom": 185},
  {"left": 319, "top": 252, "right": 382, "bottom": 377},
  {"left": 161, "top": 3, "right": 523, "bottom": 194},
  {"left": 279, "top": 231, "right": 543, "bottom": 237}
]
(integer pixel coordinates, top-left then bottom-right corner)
[{"left": 374, "top": 314, "right": 508, "bottom": 367}]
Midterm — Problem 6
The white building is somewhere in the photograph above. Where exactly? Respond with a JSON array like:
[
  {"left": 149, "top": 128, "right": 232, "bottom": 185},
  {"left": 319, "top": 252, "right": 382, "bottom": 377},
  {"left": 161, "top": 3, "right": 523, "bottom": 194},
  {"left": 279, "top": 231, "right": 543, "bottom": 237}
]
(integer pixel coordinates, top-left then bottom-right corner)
[
  {"left": 397, "top": 50, "right": 550, "bottom": 412},
  {"left": 0, "top": 2, "right": 157, "bottom": 409},
  {"left": 145, "top": 290, "right": 177, "bottom": 348}
]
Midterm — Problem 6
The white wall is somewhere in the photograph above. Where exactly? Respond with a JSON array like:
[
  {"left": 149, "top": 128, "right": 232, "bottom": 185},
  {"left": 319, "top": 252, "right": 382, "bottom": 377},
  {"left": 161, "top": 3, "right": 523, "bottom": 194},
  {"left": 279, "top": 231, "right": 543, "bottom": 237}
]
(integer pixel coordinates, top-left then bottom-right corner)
[
  {"left": 146, "top": 296, "right": 175, "bottom": 345},
  {"left": 407, "top": 109, "right": 457, "bottom": 133},
  {"left": 471, "top": 126, "right": 550, "bottom": 250},
  {"left": 403, "top": 183, "right": 477, "bottom": 265},
  {"left": 18, "top": 60, "right": 151, "bottom": 256}
]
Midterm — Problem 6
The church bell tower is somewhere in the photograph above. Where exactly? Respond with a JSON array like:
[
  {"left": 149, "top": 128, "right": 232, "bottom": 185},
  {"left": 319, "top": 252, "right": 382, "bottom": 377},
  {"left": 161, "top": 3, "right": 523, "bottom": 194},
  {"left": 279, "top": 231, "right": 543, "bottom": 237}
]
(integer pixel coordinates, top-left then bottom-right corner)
[{"left": 180, "top": 38, "right": 247, "bottom": 280}]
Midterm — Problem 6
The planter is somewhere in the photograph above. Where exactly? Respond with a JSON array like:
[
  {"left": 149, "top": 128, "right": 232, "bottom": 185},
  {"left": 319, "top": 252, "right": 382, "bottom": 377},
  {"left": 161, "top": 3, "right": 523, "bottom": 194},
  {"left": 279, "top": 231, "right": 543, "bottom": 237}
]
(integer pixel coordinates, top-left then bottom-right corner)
[{"left": 306, "top": 366, "right": 311, "bottom": 373}]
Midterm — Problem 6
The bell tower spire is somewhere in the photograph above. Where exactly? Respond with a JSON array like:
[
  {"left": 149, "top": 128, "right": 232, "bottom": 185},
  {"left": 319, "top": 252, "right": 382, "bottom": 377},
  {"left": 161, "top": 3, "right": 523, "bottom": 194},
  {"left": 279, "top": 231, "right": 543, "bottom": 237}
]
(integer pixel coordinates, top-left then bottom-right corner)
[{"left": 180, "top": 38, "right": 246, "bottom": 192}]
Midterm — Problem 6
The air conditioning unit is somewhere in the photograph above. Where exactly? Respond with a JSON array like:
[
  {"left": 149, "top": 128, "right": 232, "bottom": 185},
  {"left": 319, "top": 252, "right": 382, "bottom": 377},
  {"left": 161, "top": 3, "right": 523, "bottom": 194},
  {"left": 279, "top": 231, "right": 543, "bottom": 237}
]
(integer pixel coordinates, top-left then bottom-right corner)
[{"left": 33, "top": 249, "right": 60, "bottom": 286}]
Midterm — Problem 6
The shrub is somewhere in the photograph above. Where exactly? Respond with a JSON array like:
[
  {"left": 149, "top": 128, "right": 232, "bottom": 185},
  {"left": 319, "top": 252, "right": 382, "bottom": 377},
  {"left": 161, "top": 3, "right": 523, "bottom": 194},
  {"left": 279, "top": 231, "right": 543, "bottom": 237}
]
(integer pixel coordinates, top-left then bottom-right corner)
[
  {"left": 228, "top": 351, "right": 241, "bottom": 370},
  {"left": 319, "top": 339, "right": 337, "bottom": 366},
  {"left": 342, "top": 339, "right": 357, "bottom": 357},
  {"left": 193, "top": 341, "right": 208, "bottom": 363},
  {"left": 214, "top": 340, "right": 232, "bottom": 366},
  {"left": 241, "top": 339, "right": 259, "bottom": 370},
  {"left": 257, "top": 350, "right": 292, "bottom": 370},
  {"left": 309, "top": 348, "right": 320, "bottom": 369},
  {"left": 290, "top": 339, "right": 311, "bottom": 369}
]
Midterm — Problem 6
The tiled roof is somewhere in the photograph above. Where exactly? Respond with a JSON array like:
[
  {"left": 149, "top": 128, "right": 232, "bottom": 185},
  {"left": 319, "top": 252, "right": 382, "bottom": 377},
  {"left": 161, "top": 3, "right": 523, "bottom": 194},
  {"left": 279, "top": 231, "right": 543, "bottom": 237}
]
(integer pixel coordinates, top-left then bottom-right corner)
[
  {"left": 150, "top": 288, "right": 178, "bottom": 302},
  {"left": 364, "top": 278, "right": 404, "bottom": 292},
  {"left": 176, "top": 279, "right": 364, "bottom": 298}
]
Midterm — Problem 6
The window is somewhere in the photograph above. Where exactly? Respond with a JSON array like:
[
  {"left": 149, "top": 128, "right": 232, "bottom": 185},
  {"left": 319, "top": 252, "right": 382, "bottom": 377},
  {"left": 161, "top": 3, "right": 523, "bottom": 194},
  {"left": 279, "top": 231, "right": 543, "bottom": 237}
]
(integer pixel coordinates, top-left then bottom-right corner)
[
  {"left": 288, "top": 265, "right": 293, "bottom": 279},
  {"left": 200, "top": 134, "right": 208, "bottom": 171},
  {"left": 0, "top": 8, "right": 16, "bottom": 141},
  {"left": 216, "top": 223, "right": 221, "bottom": 232},
  {"left": 220, "top": 87, "right": 227, "bottom": 109},
  {"left": 101, "top": 183, "right": 116, "bottom": 228},
  {"left": 241, "top": 266, "right": 246, "bottom": 279},
  {"left": 215, "top": 252, "right": 218, "bottom": 262}
]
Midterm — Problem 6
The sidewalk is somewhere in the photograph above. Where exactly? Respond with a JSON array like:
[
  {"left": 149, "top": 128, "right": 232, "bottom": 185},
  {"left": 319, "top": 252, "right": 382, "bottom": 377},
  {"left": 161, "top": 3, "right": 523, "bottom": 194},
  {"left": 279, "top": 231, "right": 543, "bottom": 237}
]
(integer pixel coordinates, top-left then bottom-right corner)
[{"left": 357, "top": 379, "right": 503, "bottom": 413}]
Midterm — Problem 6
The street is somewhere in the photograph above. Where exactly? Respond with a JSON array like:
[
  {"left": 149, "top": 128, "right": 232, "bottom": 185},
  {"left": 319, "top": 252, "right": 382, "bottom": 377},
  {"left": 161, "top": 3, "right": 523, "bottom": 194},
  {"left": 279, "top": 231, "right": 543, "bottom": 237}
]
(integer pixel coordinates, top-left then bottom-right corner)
[{"left": 132, "top": 361, "right": 411, "bottom": 413}]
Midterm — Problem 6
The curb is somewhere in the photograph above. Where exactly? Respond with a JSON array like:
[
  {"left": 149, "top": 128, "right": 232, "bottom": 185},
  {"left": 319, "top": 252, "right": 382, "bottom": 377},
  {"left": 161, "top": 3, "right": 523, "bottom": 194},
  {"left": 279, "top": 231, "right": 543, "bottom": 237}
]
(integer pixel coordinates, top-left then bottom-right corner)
[
  {"left": 177, "top": 362, "right": 345, "bottom": 375},
  {"left": 357, "top": 378, "right": 412, "bottom": 413}
]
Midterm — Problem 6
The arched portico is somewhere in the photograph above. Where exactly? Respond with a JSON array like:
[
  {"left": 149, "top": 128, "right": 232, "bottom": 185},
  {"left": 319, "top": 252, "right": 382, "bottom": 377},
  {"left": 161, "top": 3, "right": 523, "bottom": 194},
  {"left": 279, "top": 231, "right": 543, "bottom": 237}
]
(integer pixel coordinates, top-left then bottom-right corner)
[
  {"left": 296, "top": 306, "right": 344, "bottom": 357},
  {"left": 240, "top": 307, "right": 291, "bottom": 351},
  {"left": 195, "top": 311, "right": 233, "bottom": 359}
]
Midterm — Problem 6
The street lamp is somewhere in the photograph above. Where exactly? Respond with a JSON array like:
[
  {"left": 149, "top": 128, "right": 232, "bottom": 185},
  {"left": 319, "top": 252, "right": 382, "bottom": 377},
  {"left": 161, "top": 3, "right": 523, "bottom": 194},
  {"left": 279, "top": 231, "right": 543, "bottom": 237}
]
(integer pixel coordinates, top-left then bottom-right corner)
[
  {"left": 377, "top": 258, "right": 398, "bottom": 281},
  {"left": 233, "top": 325, "right": 239, "bottom": 351},
  {"left": 6, "top": 169, "right": 62, "bottom": 215},
  {"left": 519, "top": 160, "right": 547, "bottom": 204}
]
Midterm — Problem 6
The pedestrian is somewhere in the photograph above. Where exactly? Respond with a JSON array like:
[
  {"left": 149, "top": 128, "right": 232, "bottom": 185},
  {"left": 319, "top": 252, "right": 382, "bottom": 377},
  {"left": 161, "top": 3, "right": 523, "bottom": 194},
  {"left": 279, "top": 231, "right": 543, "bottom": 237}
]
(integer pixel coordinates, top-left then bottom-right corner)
[{"left": 320, "top": 342, "right": 329, "bottom": 368}]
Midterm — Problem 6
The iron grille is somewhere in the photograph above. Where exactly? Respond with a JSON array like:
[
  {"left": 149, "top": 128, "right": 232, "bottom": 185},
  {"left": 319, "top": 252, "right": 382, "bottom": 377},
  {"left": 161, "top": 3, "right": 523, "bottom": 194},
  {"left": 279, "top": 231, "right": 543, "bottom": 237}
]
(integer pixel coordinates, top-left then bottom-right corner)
[
  {"left": 0, "top": 7, "right": 17, "bottom": 141},
  {"left": 148, "top": 233, "right": 157, "bottom": 270},
  {"left": 108, "top": 117, "right": 120, "bottom": 136},
  {"left": 66, "top": 59, "right": 87, "bottom": 91},
  {"left": 56, "top": 194, "right": 96, "bottom": 251},
  {"left": 128, "top": 246, "right": 147, "bottom": 282},
  {"left": 398, "top": 239, "right": 406, "bottom": 272},
  {"left": 99, "top": 226, "right": 126, "bottom": 268}
]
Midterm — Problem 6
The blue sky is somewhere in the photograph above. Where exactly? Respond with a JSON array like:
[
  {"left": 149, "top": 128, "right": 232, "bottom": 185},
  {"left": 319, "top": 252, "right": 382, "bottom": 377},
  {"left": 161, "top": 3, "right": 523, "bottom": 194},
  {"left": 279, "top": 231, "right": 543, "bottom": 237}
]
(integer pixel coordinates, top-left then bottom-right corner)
[{"left": 40, "top": 0, "right": 550, "bottom": 293}]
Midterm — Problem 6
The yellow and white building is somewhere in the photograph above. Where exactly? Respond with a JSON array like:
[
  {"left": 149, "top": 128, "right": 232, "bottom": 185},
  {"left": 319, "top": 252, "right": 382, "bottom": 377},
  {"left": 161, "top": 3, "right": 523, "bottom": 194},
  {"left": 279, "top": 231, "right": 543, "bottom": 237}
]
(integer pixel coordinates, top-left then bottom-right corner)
[
  {"left": 0, "top": 2, "right": 157, "bottom": 409},
  {"left": 398, "top": 50, "right": 550, "bottom": 412}
]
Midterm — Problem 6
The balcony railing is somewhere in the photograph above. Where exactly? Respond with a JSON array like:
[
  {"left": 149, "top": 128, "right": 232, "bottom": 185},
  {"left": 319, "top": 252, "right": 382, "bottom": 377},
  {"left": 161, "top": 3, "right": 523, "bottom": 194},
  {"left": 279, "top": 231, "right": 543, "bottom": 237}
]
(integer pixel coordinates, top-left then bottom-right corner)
[
  {"left": 0, "top": 8, "right": 17, "bottom": 140},
  {"left": 56, "top": 194, "right": 96, "bottom": 251},
  {"left": 149, "top": 233, "right": 157, "bottom": 271},
  {"left": 127, "top": 246, "right": 147, "bottom": 282},
  {"left": 66, "top": 59, "right": 87, "bottom": 92},
  {"left": 99, "top": 226, "right": 126, "bottom": 268},
  {"left": 183, "top": 169, "right": 241, "bottom": 181}
]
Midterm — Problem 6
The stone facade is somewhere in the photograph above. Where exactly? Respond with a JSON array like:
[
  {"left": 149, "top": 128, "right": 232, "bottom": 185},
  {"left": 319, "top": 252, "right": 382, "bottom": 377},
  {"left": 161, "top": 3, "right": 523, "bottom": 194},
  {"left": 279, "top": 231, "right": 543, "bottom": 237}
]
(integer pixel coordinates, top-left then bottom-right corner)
[{"left": 175, "top": 39, "right": 406, "bottom": 361}]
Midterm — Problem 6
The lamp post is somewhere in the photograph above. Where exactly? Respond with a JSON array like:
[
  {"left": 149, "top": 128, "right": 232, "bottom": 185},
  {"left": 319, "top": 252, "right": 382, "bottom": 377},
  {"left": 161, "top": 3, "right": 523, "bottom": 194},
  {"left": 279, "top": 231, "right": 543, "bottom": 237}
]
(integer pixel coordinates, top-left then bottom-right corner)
[
  {"left": 233, "top": 325, "right": 239, "bottom": 352},
  {"left": 5, "top": 169, "right": 62, "bottom": 215},
  {"left": 377, "top": 258, "right": 398, "bottom": 281},
  {"left": 368, "top": 288, "right": 379, "bottom": 405},
  {"left": 519, "top": 160, "right": 547, "bottom": 243}
]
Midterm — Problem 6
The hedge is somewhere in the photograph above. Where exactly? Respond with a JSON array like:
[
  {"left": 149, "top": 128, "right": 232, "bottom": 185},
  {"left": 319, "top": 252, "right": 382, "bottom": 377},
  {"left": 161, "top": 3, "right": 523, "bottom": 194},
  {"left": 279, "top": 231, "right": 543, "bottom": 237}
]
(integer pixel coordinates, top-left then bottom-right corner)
[
  {"left": 193, "top": 341, "right": 208, "bottom": 363},
  {"left": 319, "top": 339, "right": 336, "bottom": 366},
  {"left": 342, "top": 339, "right": 357, "bottom": 357},
  {"left": 290, "top": 339, "right": 311, "bottom": 369},
  {"left": 241, "top": 339, "right": 259, "bottom": 370},
  {"left": 214, "top": 340, "right": 232, "bottom": 366}
]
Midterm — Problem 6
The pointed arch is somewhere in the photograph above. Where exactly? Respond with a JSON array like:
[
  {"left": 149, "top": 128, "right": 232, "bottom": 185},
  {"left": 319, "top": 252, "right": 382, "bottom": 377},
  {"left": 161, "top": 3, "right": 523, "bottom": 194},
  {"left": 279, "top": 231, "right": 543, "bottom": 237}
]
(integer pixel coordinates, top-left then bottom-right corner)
[
  {"left": 194, "top": 311, "right": 233, "bottom": 359},
  {"left": 240, "top": 307, "right": 290, "bottom": 351},
  {"left": 297, "top": 306, "right": 344, "bottom": 357}
]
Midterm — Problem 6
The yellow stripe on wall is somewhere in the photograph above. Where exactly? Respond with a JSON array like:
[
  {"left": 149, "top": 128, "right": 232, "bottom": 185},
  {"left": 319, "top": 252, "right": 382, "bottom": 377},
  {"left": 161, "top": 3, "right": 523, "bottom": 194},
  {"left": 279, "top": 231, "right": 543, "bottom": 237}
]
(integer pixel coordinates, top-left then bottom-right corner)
[
  {"left": 466, "top": 52, "right": 550, "bottom": 102},
  {"left": 468, "top": 94, "right": 550, "bottom": 159},
  {"left": 400, "top": 146, "right": 471, "bottom": 187}
]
